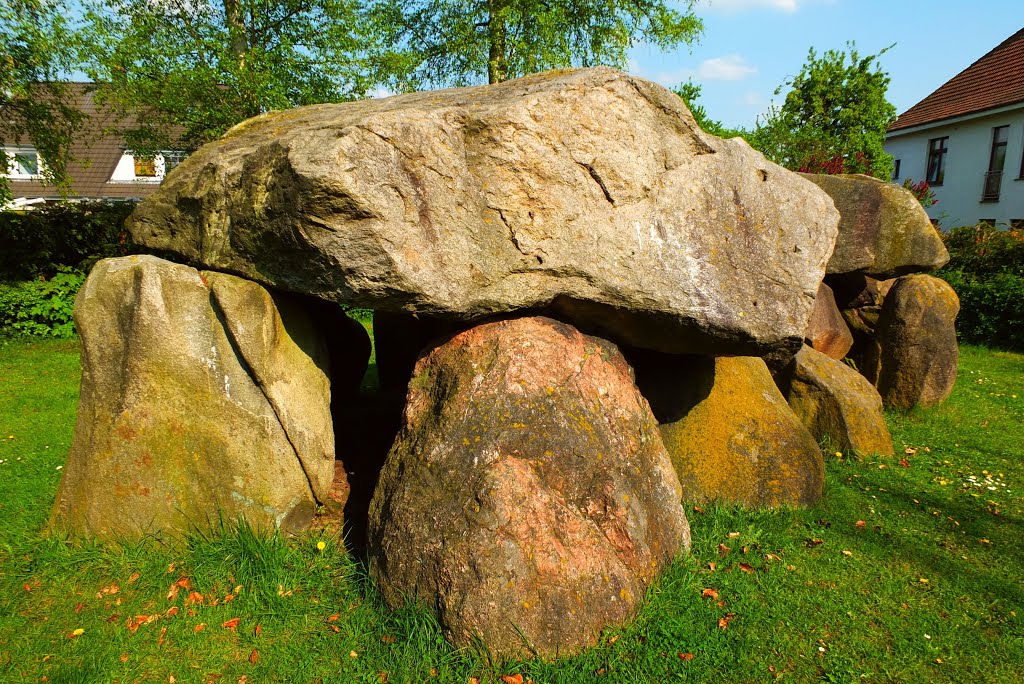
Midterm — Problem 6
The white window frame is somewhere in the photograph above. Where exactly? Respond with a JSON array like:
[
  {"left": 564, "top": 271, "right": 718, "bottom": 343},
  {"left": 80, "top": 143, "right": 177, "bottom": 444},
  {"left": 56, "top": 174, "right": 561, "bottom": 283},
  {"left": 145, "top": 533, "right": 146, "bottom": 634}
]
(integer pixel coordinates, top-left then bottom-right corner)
[{"left": 2, "top": 145, "right": 45, "bottom": 179}]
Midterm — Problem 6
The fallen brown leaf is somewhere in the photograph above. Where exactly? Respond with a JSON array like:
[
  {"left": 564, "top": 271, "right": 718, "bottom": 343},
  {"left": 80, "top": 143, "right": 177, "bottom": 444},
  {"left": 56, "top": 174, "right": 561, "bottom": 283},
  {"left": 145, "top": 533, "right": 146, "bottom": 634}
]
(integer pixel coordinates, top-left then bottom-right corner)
[
  {"left": 855, "top": 520, "right": 866, "bottom": 528},
  {"left": 255, "top": 624, "right": 263, "bottom": 637},
  {"left": 718, "top": 543, "right": 731, "bottom": 557},
  {"left": 739, "top": 563, "right": 755, "bottom": 574},
  {"left": 249, "top": 649, "right": 258, "bottom": 664},
  {"left": 97, "top": 583, "right": 120, "bottom": 599},
  {"left": 381, "top": 634, "right": 397, "bottom": 644},
  {"left": 327, "top": 613, "right": 340, "bottom": 623},
  {"left": 678, "top": 652, "right": 694, "bottom": 661},
  {"left": 166, "top": 606, "right": 179, "bottom": 618},
  {"left": 158, "top": 627, "right": 167, "bottom": 646},
  {"left": 501, "top": 675, "right": 524, "bottom": 684},
  {"left": 185, "top": 591, "right": 204, "bottom": 606},
  {"left": 718, "top": 613, "right": 736, "bottom": 629},
  {"left": 701, "top": 588, "right": 719, "bottom": 600},
  {"left": 728, "top": 532, "right": 740, "bottom": 539},
  {"left": 221, "top": 618, "right": 240, "bottom": 630},
  {"left": 194, "top": 623, "right": 206, "bottom": 633},
  {"left": 707, "top": 562, "right": 717, "bottom": 572},
  {"left": 119, "top": 653, "right": 129, "bottom": 663}
]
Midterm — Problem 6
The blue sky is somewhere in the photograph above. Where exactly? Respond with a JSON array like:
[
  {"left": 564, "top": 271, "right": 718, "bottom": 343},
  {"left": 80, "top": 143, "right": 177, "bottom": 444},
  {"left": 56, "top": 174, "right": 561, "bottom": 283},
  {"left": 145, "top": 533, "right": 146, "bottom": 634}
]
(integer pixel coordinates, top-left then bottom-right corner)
[{"left": 627, "top": 0, "right": 1024, "bottom": 130}]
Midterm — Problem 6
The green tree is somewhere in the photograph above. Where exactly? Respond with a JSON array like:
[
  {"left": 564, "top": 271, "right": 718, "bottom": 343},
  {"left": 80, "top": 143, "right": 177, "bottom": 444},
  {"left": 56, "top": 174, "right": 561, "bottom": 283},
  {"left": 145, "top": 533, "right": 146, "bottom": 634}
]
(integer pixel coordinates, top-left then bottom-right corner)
[
  {"left": 672, "top": 80, "right": 744, "bottom": 139},
  {"left": 1, "top": 0, "right": 84, "bottom": 203},
  {"left": 750, "top": 42, "right": 896, "bottom": 179},
  {"left": 81, "top": 0, "right": 388, "bottom": 153},
  {"left": 376, "top": 0, "right": 703, "bottom": 88}
]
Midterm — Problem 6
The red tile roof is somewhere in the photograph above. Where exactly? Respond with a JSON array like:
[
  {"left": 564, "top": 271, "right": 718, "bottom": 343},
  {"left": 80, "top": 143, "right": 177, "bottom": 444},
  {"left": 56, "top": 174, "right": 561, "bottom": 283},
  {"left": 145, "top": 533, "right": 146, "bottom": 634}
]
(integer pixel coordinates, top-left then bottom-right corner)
[
  {"left": 889, "top": 27, "right": 1024, "bottom": 132},
  {"left": 2, "top": 83, "right": 181, "bottom": 201}
]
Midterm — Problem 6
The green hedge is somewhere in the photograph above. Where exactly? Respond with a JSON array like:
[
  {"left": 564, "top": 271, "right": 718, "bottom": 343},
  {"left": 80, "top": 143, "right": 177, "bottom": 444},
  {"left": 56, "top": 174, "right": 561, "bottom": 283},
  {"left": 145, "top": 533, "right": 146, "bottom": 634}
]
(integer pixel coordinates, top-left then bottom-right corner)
[
  {"left": 0, "top": 201, "right": 135, "bottom": 281},
  {"left": 0, "top": 268, "right": 85, "bottom": 338},
  {"left": 938, "top": 224, "right": 1024, "bottom": 351}
]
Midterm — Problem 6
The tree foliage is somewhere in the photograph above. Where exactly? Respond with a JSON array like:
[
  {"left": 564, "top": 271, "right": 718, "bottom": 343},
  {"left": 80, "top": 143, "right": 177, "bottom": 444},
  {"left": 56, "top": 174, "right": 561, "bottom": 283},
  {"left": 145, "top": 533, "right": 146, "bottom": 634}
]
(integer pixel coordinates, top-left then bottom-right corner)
[
  {"left": 672, "top": 80, "right": 744, "bottom": 139},
  {"left": 749, "top": 43, "right": 896, "bottom": 179},
  {"left": 0, "top": 0, "right": 84, "bottom": 202},
  {"left": 81, "top": 0, "right": 387, "bottom": 153},
  {"left": 376, "top": 0, "right": 703, "bottom": 87}
]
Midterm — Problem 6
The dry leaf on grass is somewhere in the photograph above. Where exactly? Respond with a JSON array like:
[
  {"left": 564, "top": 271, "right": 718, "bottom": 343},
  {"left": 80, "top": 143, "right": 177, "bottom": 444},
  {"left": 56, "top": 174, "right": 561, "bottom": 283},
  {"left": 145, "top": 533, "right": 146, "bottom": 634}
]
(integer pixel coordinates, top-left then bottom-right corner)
[
  {"left": 677, "top": 652, "right": 694, "bottom": 661},
  {"left": 221, "top": 618, "right": 240, "bottom": 630},
  {"left": 701, "top": 588, "right": 719, "bottom": 600}
]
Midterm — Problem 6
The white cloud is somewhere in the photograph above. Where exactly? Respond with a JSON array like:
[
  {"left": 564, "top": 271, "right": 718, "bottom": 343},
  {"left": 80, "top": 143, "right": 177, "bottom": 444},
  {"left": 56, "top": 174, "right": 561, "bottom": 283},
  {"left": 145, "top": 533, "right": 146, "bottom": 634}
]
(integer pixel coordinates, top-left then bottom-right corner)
[
  {"left": 369, "top": 87, "right": 395, "bottom": 99},
  {"left": 694, "top": 55, "right": 758, "bottom": 81},
  {"left": 654, "top": 54, "right": 757, "bottom": 86},
  {"left": 701, "top": 0, "right": 800, "bottom": 13}
]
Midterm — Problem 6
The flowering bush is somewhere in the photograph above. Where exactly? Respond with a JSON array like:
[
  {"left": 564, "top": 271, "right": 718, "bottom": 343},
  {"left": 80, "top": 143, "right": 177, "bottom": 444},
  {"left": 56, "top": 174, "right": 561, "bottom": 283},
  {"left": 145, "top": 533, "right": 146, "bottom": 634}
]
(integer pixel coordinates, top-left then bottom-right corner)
[{"left": 902, "top": 178, "right": 937, "bottom": 208}]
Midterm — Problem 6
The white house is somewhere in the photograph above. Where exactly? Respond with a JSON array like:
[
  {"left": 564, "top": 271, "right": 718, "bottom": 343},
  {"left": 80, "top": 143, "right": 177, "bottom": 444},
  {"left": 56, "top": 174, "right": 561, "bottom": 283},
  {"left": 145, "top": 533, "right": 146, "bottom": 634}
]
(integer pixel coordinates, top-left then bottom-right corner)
[
  {"left": 1, "top": 84, "right": 185, "bottom": 206},
  {"left": 885, "top": 27, "right": 1024, "bottom": 230}
]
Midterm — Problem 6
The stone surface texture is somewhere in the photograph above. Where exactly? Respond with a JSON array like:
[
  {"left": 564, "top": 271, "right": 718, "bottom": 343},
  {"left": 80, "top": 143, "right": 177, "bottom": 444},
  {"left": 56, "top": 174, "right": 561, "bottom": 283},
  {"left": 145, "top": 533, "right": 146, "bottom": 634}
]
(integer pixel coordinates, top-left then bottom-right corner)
[
  {"left": 785, "top": 345, "right": 894, "bottom": 457},
  {"left": 51, "top": 255, "right": 333, "bottom": 538},
  {"left": 129, "top": 67, "right": 839, "bottom": 357},
  {"left": 658, "top": 356, "right": 824, "bottom": 508},
  {"left": 804, "top": 282, "right": 853, "bottom": 360},
  {"left": 804, "top": 173, "right": 948, "bottom": 278},
  {"left": 864, "top": 274, "right": 960, "bottom": 409},
  {"left": 367, "top": 316, "right": 689, "bottom": 658}
]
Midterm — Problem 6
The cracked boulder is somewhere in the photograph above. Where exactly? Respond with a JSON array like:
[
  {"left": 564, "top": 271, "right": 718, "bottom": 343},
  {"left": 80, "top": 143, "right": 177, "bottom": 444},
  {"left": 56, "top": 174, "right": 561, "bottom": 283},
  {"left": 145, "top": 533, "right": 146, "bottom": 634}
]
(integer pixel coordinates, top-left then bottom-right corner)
[
  {"left": 367, "top": 316, "right": 689, "bottom": 658},
  {"left": 129, "top": 67, "right": 838, "bottom": 357},
  {"left": 50, "top": 255, "right": 334, "bottom": 539}
]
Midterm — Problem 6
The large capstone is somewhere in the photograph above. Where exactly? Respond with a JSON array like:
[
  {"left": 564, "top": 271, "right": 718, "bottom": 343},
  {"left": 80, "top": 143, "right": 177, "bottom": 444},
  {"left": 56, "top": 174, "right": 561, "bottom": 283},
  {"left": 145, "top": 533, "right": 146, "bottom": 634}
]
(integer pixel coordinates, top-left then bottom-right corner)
[
  {"left": 367, "top": 316, "right": 689, "bottom": 658},
  {"left": 803, "top": 173, "right": 949, "bottom": 278},
  {"left": 50, "top": 256, "right": 336, "bottom": 539},
  {"left": 129, "top": 67, "right": 839, "bottom": 357}
]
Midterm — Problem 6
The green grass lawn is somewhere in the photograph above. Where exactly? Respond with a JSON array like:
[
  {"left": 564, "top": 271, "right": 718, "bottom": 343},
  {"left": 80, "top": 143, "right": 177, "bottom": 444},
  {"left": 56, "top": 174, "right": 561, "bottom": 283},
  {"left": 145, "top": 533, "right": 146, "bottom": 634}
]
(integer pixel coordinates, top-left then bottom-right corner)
[{"left": 0, "top": 337, "right": 1021, "bottom": 683}]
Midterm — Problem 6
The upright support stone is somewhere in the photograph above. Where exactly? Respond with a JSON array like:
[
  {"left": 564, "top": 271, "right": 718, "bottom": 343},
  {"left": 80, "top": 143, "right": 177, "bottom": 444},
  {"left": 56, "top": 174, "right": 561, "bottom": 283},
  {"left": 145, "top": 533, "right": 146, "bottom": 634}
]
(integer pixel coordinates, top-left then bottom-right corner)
[
  {"left": 51, "top": 256, "right": 334, "bottom": 539},
  {"left": 863, "top": 274, "right": 960, "bottom": 409},
  {"left": 367, "top": 316, "right": 689, "bottom": 658}
]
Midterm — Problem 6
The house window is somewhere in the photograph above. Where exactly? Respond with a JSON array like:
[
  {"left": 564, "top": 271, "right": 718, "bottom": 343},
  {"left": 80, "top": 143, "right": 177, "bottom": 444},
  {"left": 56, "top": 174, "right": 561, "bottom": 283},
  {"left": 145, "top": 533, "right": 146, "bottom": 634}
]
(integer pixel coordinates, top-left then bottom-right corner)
[
  {"left": 110, "top": 150, "right": 186, "bottom": 183},
  {"left": 926, "top": 136, "right": 948, "bottom": 186},
  {"left": 163, "top": 151, "right": 187, "bottom": 174},
  {"left": 982, "top": 125, "right": 1009, "bottom": 201},
  {"left": 133, "top": 156, "right": 157, "bottom": 177},
  {"left": 2, "top": 146, "right": 42, "bottom": 178},
  {"left": 1011, "top": 219, "right": 1024, "bottom": 230},
  {"left": 892, "top": 159, "right": 901, "bottom": 180}
]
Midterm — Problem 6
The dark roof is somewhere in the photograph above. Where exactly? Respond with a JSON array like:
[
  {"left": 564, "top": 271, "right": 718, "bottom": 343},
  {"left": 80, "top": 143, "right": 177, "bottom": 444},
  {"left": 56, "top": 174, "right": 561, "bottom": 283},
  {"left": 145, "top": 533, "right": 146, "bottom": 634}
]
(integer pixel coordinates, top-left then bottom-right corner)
[
  {"left": 889, "top": 27, "right": 1024, "bottom": 132},
  {"left": 2, "top": 83, "right": 177, "bottom": 201}
]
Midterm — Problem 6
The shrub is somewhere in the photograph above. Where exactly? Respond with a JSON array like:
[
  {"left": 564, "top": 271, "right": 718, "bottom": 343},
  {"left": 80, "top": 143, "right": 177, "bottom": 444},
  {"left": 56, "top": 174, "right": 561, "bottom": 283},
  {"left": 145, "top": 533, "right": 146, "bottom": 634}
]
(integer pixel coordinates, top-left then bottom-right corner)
[
  {"left": 0, "top": 201, "right": 136, "bottom": 281},
  {"left": 942, "top": 223, "right": 1024, "bottom": 277},
  {"left": 938, "top": 269, "right": 1024, "bottom": 352},
  {"left": 0, "top": 268, "right": 85, "bottom": 338}
]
